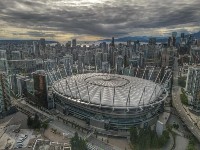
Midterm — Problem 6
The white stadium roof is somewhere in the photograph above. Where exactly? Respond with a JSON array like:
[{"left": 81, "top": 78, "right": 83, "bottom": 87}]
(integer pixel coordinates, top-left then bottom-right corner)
[{"left": 52, "top": 73, "right": 164, "bottom": 108}]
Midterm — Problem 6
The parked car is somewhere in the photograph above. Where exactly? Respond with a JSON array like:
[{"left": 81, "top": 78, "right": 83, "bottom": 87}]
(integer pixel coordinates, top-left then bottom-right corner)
[{"left": 24, "top": 135, "right": 28, "bottom": 139}]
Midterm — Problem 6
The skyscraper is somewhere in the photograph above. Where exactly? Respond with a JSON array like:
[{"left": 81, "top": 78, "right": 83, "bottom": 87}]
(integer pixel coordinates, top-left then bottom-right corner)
[
  {"left": 181, "top": 33, "right": 185, "bottom": 39},
  {"left": 95, "top": 52, "right": 102, "bottom": 70},
  {"left": 72, "top": 39, "right": 77, "bottom": 47},
  {"left": 172, "top": 32, "right": 177, "bottom": 47},
  {"left": 39, "top": 38, "right": 46, "bottom": 55},
  {"left": 63, "top": 55, "right": 73, "bottom": 75},
  {"left": 84, "top": 51, "right": 92, "bottom": 65},
  {"left": 33, "top": 70, "right": 48, "bottom": 108},
  {"left": 66, "top": 41, "right": 71, "bottom": 47},
  {"left": 168, "top": 37, "right": 172, "bottom": 47},
  {"left": 33, "top": 41, "right": 40, "bottom": 56},
  {"left": 111, "top": 37, "right": 115, "bottom": 47}
]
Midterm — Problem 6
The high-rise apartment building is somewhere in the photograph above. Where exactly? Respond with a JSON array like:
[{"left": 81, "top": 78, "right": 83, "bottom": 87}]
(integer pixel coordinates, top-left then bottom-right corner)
[
  {"left": 63, "top": 55, "right": 73, "bottom": 76},
  {"left": 78, "top": 54, "right": 85, "bottom": 73},
  {"left": 95, "top": 52, "right": 102, "bottom": 70},
  {"left": 11, "top": 51, "right": 22, "bottom": 60},
  {"left": 72, "top": 39, "right": 77, "bottom": 47},
  {"left": 186, "top": 66, "right": 200, "bottom": 110},
  {"left": 0, "top": 50, "right": 8, "bottom": 73},
  {"left": 0, "top": 72, "right": 11, "bottom": 116},
  {"left": 116, "top": 55, "right": 124, "bottom": 73}
]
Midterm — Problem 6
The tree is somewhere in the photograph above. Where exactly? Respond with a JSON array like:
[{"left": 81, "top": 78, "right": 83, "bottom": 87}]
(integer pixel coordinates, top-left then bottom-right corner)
[
  {"left": 129, "top": 127, "right": 169, "bottom": 149},
  {"left": 173, "top": 123, "right": 179, "bottom": 129},
  {"left": 130, "top": 127, "right": 138, "bottom": 144},
  {"left": 180, "top": 93, "right": 188, "bottom": 105},
  {"left": 42, "top": 122, "right": 49, "bottom": 130},
  {"left": 70, "top": 132, "right": 87, "bottom": 150},
  {"left": 27, "top": 116, "right": 32, "bottom": 127},
  {"left": 187, "top": 137, "right": 196, "bottom": 150},
  {"left": 27, "top": 114, "right": 41, "bottom": 129},
  {"left": 158, "top": 130, "right": 170, "bottom": 147},
  {"left": 178, "top": 77, "right": 186, "bottom": 87},
  {"left": 33, "top": 114, "right": 41, "bottom": 129}
]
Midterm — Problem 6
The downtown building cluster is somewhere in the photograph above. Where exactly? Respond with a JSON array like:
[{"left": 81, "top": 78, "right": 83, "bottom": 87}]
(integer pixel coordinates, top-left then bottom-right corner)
[
  {"left": 0, "top": 32, "right": 190, "bottom": 132},
  {"left": 176, "top": 33, "right": 200, "bottom": 112}
]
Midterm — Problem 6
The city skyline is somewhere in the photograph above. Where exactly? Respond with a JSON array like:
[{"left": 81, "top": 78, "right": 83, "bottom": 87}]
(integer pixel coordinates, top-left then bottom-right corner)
[
  {"left": 0, "top": 0, "right": 200, "bottom": 42},
  {"left": 1, "top": 4, "right": 200, "bottom": 148}
]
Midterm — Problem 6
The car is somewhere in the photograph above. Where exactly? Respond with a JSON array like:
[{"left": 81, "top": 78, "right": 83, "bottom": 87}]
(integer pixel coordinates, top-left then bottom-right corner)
[
  {"left": 20, "top": 134, "right": 28, "bottom": 140},
  {"left": 17, "top": 139, "right": 24, "bottom": 142},
  {"left": 16, "top": 143, "right": 23, "bottom": 146},
  {"left": 15, "top": 145, "right": 22, "bottom": 149},
  {"left": 18, "top": 137, "right": 24, "bottom": 140},
  {"left": 24, "top": 135, "right": 28, "bottom": 139},
  {"left": 14, "top": 129, "right": 20, "bottom": 133},
  {"left": 16, "top": 145, "right": 23, "bottom": 148},
  {"left": 16, "top": 141, "right": 23, "bottom": 144}
]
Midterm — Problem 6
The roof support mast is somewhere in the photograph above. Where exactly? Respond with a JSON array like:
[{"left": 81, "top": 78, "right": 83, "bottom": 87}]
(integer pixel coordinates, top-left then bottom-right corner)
[
  {"left": 112, "top": 87, "right": 115, "bottom": 111},
  {"left": 149, "top": 67, "right": 155, "bottom": 80},
  {"left": 135, "top": 65, "right": 139, "bottom": 77},
  {"left": 126, "top": 86, "right": 132, "bottom": 111},
  {"left": 63, "top": 64, "right": 73, "bottom": 97},
  {"left": 52, "top": 67, "right": 66, "bottom": 95},
  {"left": 99, "top": 88, "right": 102, "bottom": 108},
  {"left": 138, "top": 86, "right": 146, "bottom": 107},
  {"left": 86, "top": 85, "right": 91, "bottom": 104},
  {"left": 74, "top": 79, "right": 82, "bottom": 100},
  {"left": 160, "top": 70, "right": 168, "bottom": 84},
  {"left": 62, "top": 64, "right": 68, "bottom": 76},
  {"left": 46, "top": 68, "right": 54, "bottom": 84},
  {"left": 142, "top": 66, "right": 147, "bottom": 79},
  {"left": 155, "top": 68, "right": 162, "bottom": 83}
]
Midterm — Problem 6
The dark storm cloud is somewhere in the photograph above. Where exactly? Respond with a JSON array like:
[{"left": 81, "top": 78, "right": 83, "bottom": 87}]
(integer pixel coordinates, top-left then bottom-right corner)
[{"left": 0, "top": 0, "right": 200, "bottom": 38}]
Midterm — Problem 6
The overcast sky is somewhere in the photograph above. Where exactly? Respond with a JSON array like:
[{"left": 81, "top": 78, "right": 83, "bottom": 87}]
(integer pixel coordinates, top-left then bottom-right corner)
[{"left": 0, "top": 0, "right": 200, "bottom": 42}]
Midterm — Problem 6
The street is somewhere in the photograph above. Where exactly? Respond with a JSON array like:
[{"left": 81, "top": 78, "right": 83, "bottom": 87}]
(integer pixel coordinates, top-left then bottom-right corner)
[{"left": 172, "top": 57, "right": 200, "bottom": 142}]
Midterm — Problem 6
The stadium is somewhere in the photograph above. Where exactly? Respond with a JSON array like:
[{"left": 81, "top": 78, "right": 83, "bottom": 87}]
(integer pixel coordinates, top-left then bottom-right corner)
[{"left": 52, "top": 72, "right": 169, "bottom": 131}]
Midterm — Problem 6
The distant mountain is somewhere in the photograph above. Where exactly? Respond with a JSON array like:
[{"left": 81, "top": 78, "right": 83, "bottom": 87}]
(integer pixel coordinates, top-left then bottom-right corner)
[
  {"left": 99, "top": 36, "right": 168, "bottom": 43},
  {"left": 99, "top": 31, "right": 200, "bottom": 43},
  {"left": 190, "top": 31, "right": 200, "bottom": 39},
  {"left": 0, "top": 40, "right": 58, "bottom": 44}
]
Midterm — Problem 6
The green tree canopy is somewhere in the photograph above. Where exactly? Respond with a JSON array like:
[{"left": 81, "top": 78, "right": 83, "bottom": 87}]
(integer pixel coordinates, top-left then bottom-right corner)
[{"left": 70, "top": 132, "right": 87, "bottom": 150}]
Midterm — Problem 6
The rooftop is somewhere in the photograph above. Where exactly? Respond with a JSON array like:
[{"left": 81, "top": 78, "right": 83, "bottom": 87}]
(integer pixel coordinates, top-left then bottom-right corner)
[{"left": 53, "top": 73, "right": 165, "bottom": 108}]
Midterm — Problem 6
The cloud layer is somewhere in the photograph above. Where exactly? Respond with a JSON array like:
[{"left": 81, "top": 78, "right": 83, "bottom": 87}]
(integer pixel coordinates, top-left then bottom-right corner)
[{"left": 0, "top": 0, "right": 200, "bottom": 41}]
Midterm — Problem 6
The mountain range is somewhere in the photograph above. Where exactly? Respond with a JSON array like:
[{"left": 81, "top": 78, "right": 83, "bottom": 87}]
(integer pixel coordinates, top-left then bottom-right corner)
[{"left": 99, "top": 31, "right": 200, "bottom": 43}]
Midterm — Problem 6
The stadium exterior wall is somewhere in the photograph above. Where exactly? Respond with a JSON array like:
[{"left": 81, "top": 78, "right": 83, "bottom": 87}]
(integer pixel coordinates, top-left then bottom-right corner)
[{"left": 53, "top": 92, "right": 166, "bottom": 131}]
